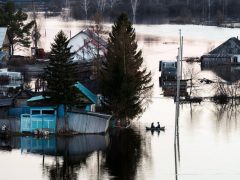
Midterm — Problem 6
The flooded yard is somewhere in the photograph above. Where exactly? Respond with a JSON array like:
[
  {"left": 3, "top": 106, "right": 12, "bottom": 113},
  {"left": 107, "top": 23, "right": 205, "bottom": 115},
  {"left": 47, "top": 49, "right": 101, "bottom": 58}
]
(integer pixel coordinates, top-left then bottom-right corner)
[{"left": 1, "top": 17, "right": 240, "bottom": 179}]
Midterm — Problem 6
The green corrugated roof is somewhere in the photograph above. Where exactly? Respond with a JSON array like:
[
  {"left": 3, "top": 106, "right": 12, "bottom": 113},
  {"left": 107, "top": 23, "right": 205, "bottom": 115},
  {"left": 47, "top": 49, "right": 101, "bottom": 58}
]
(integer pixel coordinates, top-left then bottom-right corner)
[
  {"left": 75, "top": 82, "right": 97, "bottom": 104},
  {"left": 27, "top": 95, "right": 50, "bottom": 102}
]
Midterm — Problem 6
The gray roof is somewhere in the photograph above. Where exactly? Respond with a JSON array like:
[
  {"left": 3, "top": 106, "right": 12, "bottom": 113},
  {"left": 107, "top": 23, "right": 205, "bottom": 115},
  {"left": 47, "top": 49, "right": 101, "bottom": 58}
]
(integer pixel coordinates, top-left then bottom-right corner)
[
  {"left": 209, "top": 37, "right": 240, "bottom": 55},
  {"left": 0, "top": 98, "right": 13, "bottom": 107},
  {"left": 0, "top": 27, "right": 7, "bottom": 48}
]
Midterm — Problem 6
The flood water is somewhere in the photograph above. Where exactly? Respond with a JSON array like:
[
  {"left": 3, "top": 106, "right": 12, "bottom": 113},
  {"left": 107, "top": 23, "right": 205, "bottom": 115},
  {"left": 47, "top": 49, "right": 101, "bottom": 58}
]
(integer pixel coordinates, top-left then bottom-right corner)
[{"left": 3, "top": 17, "right": 240, "bottom": 180}]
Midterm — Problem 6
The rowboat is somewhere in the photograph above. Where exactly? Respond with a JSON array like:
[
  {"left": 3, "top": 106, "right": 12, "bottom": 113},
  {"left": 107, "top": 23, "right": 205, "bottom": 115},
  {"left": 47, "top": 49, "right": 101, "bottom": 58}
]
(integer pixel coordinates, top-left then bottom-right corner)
[{"left": 145, "top": 126, "right": 165, "bottom": 131}]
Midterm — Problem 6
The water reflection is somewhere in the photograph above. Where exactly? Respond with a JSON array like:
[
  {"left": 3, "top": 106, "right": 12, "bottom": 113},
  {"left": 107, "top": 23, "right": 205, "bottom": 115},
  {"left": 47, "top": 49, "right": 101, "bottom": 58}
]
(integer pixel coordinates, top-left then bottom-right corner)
[
  {"left": 0, "top": 129, "right": 145, "bottom": 180},
  {"left": 0, "top": 135, "right": 109, "bottom": 179},
  {"left": 103, "top": 128, "right": 143, "bottom": 180},
  {"left": 202, "top": 65, "right": 240, "bottom": 83}
]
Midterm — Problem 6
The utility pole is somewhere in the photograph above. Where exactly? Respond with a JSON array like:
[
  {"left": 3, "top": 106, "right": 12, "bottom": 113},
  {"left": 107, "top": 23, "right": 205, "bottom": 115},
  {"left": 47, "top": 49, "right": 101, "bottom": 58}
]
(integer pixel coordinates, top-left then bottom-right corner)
[
  {"left": 174, "top": 30, "right": 182, "bottom": 146},
  {"left": 179, "top": 30, "right": 183, "bottom": 79}
]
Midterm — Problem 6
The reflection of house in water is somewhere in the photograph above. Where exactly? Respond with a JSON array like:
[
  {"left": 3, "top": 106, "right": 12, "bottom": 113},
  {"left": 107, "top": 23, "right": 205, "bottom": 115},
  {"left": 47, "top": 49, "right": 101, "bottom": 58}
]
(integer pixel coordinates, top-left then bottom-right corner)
[
  {"left": 202, "top": 65, "right": 240, "bottom": 84},
  {"left": 21, "top": 135, "right": 109, "bottom": 160},
  {"left": 201, "top": 37, "right": 240, "bottom": 67},
  {"left": 0, "top": 135, "right": 109, "bottom": 159},
  {"left": 159, "top": 61, "right": 187, "bottom": 96}
]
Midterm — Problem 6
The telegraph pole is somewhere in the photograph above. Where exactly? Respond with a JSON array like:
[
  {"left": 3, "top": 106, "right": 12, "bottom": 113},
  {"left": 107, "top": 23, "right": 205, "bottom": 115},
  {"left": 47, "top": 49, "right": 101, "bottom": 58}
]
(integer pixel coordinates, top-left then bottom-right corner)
[{"left": 174, "top": 30, "right": 182, "bottom": 146}]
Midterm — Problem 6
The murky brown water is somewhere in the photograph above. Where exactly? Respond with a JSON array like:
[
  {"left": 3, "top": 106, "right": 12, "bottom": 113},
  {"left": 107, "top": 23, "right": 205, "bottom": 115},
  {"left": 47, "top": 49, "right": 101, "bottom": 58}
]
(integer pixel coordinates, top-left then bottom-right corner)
[{"left": 3, "top": 17, "right": 240, "bottom": 180}]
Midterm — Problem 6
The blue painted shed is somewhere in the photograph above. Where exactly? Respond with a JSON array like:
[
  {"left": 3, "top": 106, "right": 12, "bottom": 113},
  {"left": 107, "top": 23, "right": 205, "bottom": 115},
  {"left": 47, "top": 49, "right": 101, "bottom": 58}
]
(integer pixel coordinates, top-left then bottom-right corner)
[
  {"left": 21, "top": 106, "right": 57, "bottom": 133},
  {"left": 20, "top": 82, "right": 98, "bottom": 133}
]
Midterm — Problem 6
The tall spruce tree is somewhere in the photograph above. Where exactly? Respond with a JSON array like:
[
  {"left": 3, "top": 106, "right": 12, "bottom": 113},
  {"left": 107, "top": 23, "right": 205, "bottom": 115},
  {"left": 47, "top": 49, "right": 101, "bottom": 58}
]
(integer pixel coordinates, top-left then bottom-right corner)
[
  {"left": 100, "top": 13, "right": 152, "bottom": 126},
  {"left": 43, "top": 30, "right": 79, "bottom": 131},
  {"left": 0, "top": 1, "right": 34, "bottom": 55}
]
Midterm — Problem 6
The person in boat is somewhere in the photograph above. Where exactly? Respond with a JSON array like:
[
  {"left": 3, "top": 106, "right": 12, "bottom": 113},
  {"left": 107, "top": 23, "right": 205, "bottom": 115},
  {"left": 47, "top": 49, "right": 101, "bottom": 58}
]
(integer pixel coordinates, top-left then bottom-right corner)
[
  {"left": 151, "top": 122, "right": 155, "bottom": 129},
  {"left": 156, "top": 122, "right": 160, "bottom": 129}
]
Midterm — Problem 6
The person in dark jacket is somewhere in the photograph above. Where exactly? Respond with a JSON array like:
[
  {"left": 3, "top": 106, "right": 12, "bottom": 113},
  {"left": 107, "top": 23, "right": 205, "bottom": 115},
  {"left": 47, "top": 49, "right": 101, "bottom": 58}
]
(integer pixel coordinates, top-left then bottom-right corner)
[
  {"left": 156, "top": 122, "right": 160, "bottom": 129},
  {"left": 151, "top": 122, "right": 155, "bottom": 128}
]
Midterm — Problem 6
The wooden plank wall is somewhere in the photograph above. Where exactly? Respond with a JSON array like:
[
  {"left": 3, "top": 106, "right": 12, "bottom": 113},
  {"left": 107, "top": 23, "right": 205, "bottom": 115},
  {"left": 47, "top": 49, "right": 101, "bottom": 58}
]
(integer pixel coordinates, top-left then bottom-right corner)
[
  {"left": 57, "top": 112, "right": 111, "bottom": 134},
  {"left": 0, "top": 118, "right": 20, "bottom": 132}
]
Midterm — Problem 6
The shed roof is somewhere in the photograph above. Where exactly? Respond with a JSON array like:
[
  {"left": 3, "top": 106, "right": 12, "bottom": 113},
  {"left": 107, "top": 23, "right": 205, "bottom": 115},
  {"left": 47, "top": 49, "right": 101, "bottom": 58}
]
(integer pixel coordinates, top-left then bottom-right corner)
[
  {"left": 75, "top": 82, "right": 97, "bottom": 104},
  {"left": 0, "top": 98, "right": 13, "bottom": 107},
  {"left": 27, "top": 95, "right": 49, "bottom": 102},
  {"left": 209, "top": 37, "right": 240, "bottom": 55},
  {"left": 27, "top": 82, "right": 97, "bottom": 105}
]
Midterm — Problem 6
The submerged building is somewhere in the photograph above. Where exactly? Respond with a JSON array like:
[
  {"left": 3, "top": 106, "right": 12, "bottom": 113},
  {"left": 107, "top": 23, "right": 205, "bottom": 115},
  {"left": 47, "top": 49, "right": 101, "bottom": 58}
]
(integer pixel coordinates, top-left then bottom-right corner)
[{"left": 201, "top": 37, "right": 240, "bottom": 67}]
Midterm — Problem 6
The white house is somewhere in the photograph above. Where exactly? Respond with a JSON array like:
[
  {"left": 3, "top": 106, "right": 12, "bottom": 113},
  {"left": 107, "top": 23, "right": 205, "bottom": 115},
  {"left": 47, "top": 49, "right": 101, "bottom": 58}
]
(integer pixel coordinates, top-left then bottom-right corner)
[
  {"left": 68, "top": 29, "right": 107, "bottom": 62},
  {"left": 0, "top": 27, "right": 9, "bottom": 63}
]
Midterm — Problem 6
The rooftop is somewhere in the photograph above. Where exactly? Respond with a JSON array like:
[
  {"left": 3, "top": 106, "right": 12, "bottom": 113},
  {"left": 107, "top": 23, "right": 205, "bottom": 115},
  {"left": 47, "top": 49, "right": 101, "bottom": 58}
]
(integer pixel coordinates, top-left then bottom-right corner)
[{"left": 209, "top": 37, "right": 240, "bottom": 55}]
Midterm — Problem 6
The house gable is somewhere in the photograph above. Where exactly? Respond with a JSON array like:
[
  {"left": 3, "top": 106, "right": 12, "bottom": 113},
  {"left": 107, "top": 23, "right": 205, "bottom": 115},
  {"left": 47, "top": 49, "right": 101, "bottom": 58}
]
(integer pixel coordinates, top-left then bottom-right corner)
[{"left": 209, "top": 37, "right": 240, "bottom": 55}]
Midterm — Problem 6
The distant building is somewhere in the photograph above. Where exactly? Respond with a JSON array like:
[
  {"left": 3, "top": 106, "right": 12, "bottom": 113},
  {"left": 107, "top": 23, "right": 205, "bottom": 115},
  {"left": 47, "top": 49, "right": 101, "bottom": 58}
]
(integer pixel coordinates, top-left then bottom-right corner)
[
  {"left": 201, "top": 37, "right": 240, "bottom": 67},
  {"left": 68, "top": 29, "right": 107, "bottom": 62},
  {"left": 0, "top": 69, "right": 23, "bottom": 94},
  {"left": 159, "top": 61, "right": 187, "bottom": 96}
]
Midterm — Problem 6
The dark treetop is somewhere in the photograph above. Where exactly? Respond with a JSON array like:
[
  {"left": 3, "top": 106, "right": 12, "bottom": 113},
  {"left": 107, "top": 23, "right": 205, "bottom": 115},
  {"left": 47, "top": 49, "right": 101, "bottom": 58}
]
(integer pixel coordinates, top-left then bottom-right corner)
[{"left": 100, "top": 13, "right": 153, "bottom": 126}]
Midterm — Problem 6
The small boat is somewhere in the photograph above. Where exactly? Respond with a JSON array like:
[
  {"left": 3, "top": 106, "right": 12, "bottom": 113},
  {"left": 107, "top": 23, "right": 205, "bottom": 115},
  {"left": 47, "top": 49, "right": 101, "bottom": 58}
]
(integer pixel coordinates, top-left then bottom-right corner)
[{"left": 146, "top": 126, "right": 165, "bottom": 131}]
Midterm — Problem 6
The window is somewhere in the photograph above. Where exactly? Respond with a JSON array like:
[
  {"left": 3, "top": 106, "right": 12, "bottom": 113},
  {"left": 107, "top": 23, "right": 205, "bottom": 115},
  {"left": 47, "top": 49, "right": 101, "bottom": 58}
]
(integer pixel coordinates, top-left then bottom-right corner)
[
  {"left": 234, "top": 57, "right": 238, "bottom": 63},
  {"left": 31, "top": 110, "right": 40, "bottom": 115},
  {"left": 42, "top": 110, "right": 55, "bottom": 115}
]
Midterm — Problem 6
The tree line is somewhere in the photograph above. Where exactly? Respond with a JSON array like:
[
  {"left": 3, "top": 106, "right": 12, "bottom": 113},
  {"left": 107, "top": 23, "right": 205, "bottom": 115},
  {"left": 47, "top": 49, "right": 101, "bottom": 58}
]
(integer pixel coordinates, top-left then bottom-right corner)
[{"left": 47, "top": 0, "right": 240, "bottom": 24}]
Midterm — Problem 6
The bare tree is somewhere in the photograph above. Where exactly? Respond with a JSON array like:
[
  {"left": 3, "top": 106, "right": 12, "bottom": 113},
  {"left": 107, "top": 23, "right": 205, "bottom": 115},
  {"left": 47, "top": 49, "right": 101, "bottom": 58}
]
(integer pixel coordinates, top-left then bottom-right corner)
[
  {"left": 96, "top": 0, "right": 107, "bottom": 14},
  {"left": 108, "top": 0, "right": 120, "bottom": 10},
  {"left": 213, "top": 78, "right": 240, "bottom": 99},
  {"left": 131, "top": 0, "right": 139, "bottom": 24},
  {"left": 184, "top": 66, "right": 200, "bottom": 97},
  {"left": 80, "top": 0, "right": 90, "bottom": 22}
]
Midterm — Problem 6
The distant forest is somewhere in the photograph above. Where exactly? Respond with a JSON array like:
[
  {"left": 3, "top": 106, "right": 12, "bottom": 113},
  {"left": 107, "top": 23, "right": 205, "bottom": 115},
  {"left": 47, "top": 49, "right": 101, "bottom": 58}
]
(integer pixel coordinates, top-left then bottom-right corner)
[{"left": 7, "top": 0, "right": 240, "bottom": 24}]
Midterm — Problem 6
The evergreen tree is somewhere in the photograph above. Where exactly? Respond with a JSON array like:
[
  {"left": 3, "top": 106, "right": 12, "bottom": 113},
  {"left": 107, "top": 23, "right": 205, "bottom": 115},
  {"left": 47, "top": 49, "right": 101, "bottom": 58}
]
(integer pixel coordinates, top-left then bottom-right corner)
[
  {"left": 43, "top": 30, "right": 79, "bottom": 131},
  {"left": 0, "top": 1, "right": 34, "bottom": 55},
  {"left": 100, "top": 13, "right": 152, "bottom": 126}
]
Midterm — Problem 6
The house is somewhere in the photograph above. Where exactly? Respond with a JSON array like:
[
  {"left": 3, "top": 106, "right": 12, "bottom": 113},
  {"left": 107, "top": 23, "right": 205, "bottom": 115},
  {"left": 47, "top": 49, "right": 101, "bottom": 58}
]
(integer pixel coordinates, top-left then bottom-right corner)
[
  {"left": 201, "top": 37, "right": 240, "bottom": 67},
  {"left": 159, "top": 61, "right": 187, "bottom": 96},
  {"left": 20, "top": 82, "right": 110, "bottom": 134},
  {"left": 68, "top": 29, "right": 107, "bottom": 62},
  {"left": 159, "top": 61, "right": 177, "bottom": 82}
]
